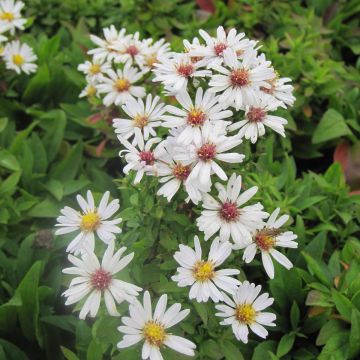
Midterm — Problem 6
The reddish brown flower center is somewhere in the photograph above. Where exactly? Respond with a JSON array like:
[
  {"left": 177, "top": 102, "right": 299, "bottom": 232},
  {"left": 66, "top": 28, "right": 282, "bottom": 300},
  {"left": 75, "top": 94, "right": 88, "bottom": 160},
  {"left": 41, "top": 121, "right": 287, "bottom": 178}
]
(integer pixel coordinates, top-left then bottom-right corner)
[
  {"left": 187, "top": 108, "right": 206, "bottom": 126},
  {"left": 219, "top": 201, "right": 240, "bottom": 222},
  {"left": 173, "top": 163, "right": 191, "bottom": 181},
  {"left": 115, "top": 78, "right": 130, "bottom": 92},
  {"left": 90, "top": 269, "right": 112, "bottom": 290},
  {"left": 254, "top": 229, "right": 281, "bottom": 251},
  {"left": 134, "top": 114, "right": 149, "bottom": 129},
  {"left": 247, "top": 107, "right": 266, "bottom": 123},
  {"left": 214, "top": 42, "right": 227, "bottom": 56},
  {"left": 139, "top": 151, "right": 155, "bottom": 165},
  {"left": 230, "top": 68, "right": 250, "bottom": 87},
  {"left": 126, "top": 45, "right": 139, "bottom": 57},
  {"left": 197, "top": 143, "right": 216, "bottom": 162},
  {"left": 177, "top": 63, "right": 194, "bottom": 77}
]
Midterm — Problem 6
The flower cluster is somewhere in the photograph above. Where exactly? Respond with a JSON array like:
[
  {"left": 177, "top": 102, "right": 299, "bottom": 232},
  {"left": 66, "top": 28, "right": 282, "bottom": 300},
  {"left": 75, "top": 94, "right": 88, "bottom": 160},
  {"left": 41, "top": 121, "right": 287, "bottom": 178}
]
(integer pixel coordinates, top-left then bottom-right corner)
[
  {"left": 57, "top": 25, "right": 299, "bottom": 360},
  {"left": 0, "top": 0, "right": 37, "bottom": 74}
]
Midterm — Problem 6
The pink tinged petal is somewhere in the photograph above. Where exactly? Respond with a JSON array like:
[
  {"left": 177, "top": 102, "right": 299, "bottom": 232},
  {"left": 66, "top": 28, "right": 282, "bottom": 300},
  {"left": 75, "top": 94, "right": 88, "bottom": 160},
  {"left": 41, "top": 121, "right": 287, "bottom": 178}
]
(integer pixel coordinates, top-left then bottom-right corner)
[
  {"left": 261, "top": 251, "right": 275, "bottom": 279},
  {"left": 104, "top": 289, "right": 120, "bottom": 316}
]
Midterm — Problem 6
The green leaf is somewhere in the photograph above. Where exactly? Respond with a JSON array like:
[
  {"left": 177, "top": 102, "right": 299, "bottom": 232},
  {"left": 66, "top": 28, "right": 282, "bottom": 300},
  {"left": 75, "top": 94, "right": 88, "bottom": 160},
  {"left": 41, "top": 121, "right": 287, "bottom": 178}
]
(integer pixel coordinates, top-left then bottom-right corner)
[
  {"left": 193, "top": 301, "right": 208, "bottom": 326},
  {"left": 0, "top": 149, "right": 20, "bottom": 171},
  {"left": 0, "top": 117, "right": 8, "bottom": 133},
  {"left": 312, "top": 109, "right": 352, "bottom": 144},
  {"left": 331, "top": 289, "right": 353, "bottom": 321},
  {"left": 60, "top": 346, "right": 80, "bottom": 360},
  {"left": 302, "top": 252, "right": 331, "bottom": 286},
  {"left": 220, "top": 340, "right": 245, "bottom": 360},
  {"left": 276, "top": 333, "right": 296, "bottom": 357},
  {"left": 27, "top": 196, "right": 61, "bottom": 218},
  {"left": 0, "top": 339, "right": 29, "bottom": 360},
  {"left": 44, "top": 179, "right": 63, "bottom": 201},
  {"left": 316, "top": 320, "right": 346, "bottom": 346},
  {"left": 318, "top": 332, "right": 349, "bottom": 360},
  {"left": 350, "top": 309, "right": 360, "bottom": 358},
  {"left": 290, "top": 301, "right": 300, "bottom": 329},
  {"left": 252, "top": 340, "right": 277, "bottom": 360}
]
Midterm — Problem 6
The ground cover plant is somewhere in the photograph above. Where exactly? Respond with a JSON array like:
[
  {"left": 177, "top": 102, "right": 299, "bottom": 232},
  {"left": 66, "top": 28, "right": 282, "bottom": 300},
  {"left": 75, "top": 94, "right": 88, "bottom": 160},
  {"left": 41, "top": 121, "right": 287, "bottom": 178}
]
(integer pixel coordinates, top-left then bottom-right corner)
[{"left": 0, "top": 1, "right": 359, "bottom": 360}]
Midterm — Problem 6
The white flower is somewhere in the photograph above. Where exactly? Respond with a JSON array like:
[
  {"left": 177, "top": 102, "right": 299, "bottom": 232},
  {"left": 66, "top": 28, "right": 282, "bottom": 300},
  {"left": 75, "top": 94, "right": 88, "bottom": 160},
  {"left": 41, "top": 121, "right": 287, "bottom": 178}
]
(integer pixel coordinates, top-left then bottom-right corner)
[
  {"left": 143, "top": 38, "right": 171, "bottom": 70},
  {"left": 55, "top": 190, "right": 122, "bottom": 255},
  {"left": 215, "top": 281, "right": 276, "bottom": 343},
  {"left": 117, "top": 291, "right": 196, "bottom": 360},
  {"left": 96, "top": 64, "right": 145, "bottom": 106},
  {"left": 118, "top": 136, "right": 163, "bottom": 184},
  {"left": 62, "top": 240, "right": 142, "bottom": 319},
  {"left": 79, "top": 79, "right": 99, "bottom": 98},
  {"left": 152, "top": 53, "right": 211, "bottom": 94},
  {"left": 155, "top": 139, "right": 202, "bottom": 203},
  {"left": 172, "top": 236, "right": 240, "bottom": 302},
  {"left": 209, "top": 48, "right": 275, "bottom": 110},
  {"left": 162, "top": 87, "right": 233, "bottom": 145},
  {"left": 113, "top": 94, "right": 165, "bottom": 147},
  {"left": 3, "top": 40, "right": 37, "bottom": 74},
  {"left": 77, "top": 59, "right": 111, "bottom": 81},
  {"left": 88, "top": 25, "right": 129, "bottom": 62},
  {"left": 228, "top": 92, "right": 287, "bottom": 143},
  {"left": 174, "top": 122, "right": 244, "bottom": 191},
  {"left": 0, "top": 0, "right": 26, "bottom": 34},
  {"left": 242, "top": 207, "right": 298, "bottom": 279},
  {"left": 261, "top": 76, "right": 296, "bottom": 107},
  {"left": 194, "top": 26, "right": 256, "bottom": 69},
  {"left": 196, "top": 173, "right": 268, "bottom": 247}
]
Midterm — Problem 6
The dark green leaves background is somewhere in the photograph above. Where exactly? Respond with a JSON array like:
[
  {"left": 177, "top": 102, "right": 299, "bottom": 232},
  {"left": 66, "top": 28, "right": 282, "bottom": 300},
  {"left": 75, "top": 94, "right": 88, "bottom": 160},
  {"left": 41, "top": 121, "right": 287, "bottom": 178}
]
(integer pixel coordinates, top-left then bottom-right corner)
[{"left": 0, "top": 0, "right": 359, "bottom": 359}]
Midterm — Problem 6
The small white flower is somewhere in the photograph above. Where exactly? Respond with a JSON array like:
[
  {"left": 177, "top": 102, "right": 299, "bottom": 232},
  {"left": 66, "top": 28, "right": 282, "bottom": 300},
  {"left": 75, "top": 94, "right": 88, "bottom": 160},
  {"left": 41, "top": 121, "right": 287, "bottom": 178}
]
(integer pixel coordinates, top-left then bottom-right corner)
[
  {"left": 174, "top": 122, "right": 244, "bottom": 191},
  {"left": 194, "top": 26, "right": 256, "bottom": 69},
  {"left": 3, "top": 40, "right": 37, "bottom": 74},
  {"left": 79, "top": 79, "right": 99, "bottom": 98},
  {"left": 62, "top": 240, "right": 142, "bottom": 319},
  {"left": 88, "top": 25, "right": 129, "bottom": 62},
  {"left": 113, "top": 94, "right": 166, "bottom": 148},
  {"left": 215, "top": 281, "right": 276, "bottom": 343},
  {"left": 196, "top": 173, "right": 268, "bottom": 247},
  {"left": 118, "top": 136, "right": 163, "bottom": 184},
  {"left": 143, "top": 38, "right": 171, "bottom": 70},
  {"left": 172, "top": 236, "right": 240, "bottom": 302},
  {"left": 162, "top": 87, "right": 233, "bottom": 145},
  {"left": 117, "top": 291, "right": 196, "bottom": 360},
  {"left": 152, "top": 53, "right": 211, "bottom": 94},
  {"left": 228, "top": 92, "right": 287, "bottom": 143},
  {"left": 77, "top": 59, "right": 110, "bottom": 81},
  {"left": 242, "top": 207, "right": 298, "bottom": 279},
  {"left": 155, "top": 139, "right": 202, "bottom": 203},
  {"left": 0, "top": 0, "right": 26, "bottom": 34},
  {"left": 96, "top": 63, "right": 145, "bottom": 106},
  {"left": 55, "top": 190, "right": 122, "bottom": 255},
  {"left": 261, "top": 76, "right": 296, "bottom": 107},
  {"left": 209, "top": 48, "right": 275, "bottom": 110}
]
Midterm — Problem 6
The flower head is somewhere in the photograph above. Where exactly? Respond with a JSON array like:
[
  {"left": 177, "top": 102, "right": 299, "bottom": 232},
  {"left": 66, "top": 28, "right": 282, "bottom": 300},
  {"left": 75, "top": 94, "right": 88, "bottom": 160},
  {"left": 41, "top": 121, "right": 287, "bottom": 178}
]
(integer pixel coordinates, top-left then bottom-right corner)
[
  {"left": 3, "top": 40, "right": 37, "bottom": 74},
  {"left": 117, "top": 291, "right": 196, "bottom": 359},
  {"left": 62, "top": 240, "right": 142, "bottom": 319},
  {"left": 172, "top": 236, "right": 240, "bottom": 302},
  {"left": 215, "top": 281, "right": 276, "bottom": 343},
  {"left": 0, "top": 0, "right": 26, "bottom": 34},
  {"left": 55, "top": 190, "right": 122, "bottom": 254}
]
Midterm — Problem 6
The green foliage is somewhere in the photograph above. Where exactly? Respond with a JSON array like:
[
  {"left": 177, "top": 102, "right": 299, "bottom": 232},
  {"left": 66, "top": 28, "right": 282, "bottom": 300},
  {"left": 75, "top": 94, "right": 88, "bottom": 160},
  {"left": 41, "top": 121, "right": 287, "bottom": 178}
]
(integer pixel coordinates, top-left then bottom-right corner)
[{"left": 0, "top": 0, "right": 359, "bottom": 359}]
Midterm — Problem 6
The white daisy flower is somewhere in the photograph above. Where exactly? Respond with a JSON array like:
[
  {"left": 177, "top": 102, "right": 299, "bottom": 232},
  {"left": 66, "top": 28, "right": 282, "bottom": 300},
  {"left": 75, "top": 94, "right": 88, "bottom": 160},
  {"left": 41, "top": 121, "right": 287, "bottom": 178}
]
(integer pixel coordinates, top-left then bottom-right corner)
[
  {"left": 196, "top": 173, "right": 268, "bottom": 247},
  {"left": 228, "top": 92, "right": 287, "bottom": 143},
  {"left": 79, "top": 79, "right": 99, "bottom": 98},
  {"left": 77, "top": 59, "right": 111, "bottom": 81},
  {"left": 118, "top": 136, "right": 163, "bottom": 184},
  {"left": 194, "top": 26, "right": 256, "bottom": 69},
  {"left": 155, "top": 139, "right": 202, "bottom": 203},
  {"left": 215, "top": 281, "right": 276, "bottom": 343},
  {"left": 261, "top": 76, "right": 296, "bottom": 107},
  {"left": 88, "top": 25, "right": 129, "bottom": 62},
  {"left": 143, "top": 38, "right": 171, "bottom": 70},
  {"left": 242, "top": 207, "right": 298, "bottom": 279},
  {"left": 96, "top": 63, "right": 145, "bottom": 106},
  {"left": 172, "top": 236, "right": 240, "bottom": 302},
  {"left": 152, "top": 53, "right": 211, "bottom": 94},
  {"left": 0, "top": 0, "right": 26, "bottom": 35},
  {"left": 3, "top": 40, "right": 37, "bottom": 74},
  {"left": 174, "top": 122, "right": 244, "bottom": 191},
  {"left": 62, "top": 240, "right": 142, "bottom": 320},
  {"left": 183, "top": 37, "right": 205, "bottom": 64},
  {"left": 113, "top": 94, "right": 166, "bottom": 148},
  {"left": 117, "top": 291, "right": 196, "bottom": 359},
  {"left": 209, "top": 48, "right": 275, "bottom": 110},
  {"left": 55, "top": 190, "right": 122, "bottom": 255},
  {"left": 162, "top": 87, "right": 233, "bottom": 145}
]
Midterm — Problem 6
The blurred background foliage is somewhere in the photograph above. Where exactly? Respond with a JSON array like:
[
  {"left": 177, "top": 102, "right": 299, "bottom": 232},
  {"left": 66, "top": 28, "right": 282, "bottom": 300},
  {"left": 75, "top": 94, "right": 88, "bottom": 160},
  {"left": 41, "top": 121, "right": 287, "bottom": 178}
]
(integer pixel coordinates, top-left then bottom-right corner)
[{"left": 0, "top": 0, "right": 360, "bottom": 359}]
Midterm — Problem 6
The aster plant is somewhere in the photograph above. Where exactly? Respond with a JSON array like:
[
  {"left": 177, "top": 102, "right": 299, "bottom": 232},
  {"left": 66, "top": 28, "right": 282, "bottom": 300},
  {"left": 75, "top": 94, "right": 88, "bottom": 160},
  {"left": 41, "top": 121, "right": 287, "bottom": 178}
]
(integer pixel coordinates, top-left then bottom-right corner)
[{"left": 56, "top": 25, "right": 298, "bottom": 359}]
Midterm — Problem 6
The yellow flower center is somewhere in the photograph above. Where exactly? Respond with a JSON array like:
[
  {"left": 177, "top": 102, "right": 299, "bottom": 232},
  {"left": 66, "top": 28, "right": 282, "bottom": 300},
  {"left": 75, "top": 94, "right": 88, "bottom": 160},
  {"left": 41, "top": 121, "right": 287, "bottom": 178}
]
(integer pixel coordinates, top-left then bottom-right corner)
[
  {"left": 80, "top": 212, "right": 100, "bottom": 232},
  {"left": 0, "top": 47, "right": 4, "bottom": 55},
  {"left": 134, "top": 114, "right": 148, "bottom": 129},
  {"left": 86, "top": 86, "right": 96, "bottom": 97},
  {"left": 143, "top": 321, "right": 167, "bottom": 346},
  {"left": 0, "top": 12, "right": 14, "bottom": 21},
  {"left": 12, "top": 54, "right": 25, "bottom": 66},
  {"left": 235, "top": 304, "right": 256, "bottom": 325},
  {"left": 187, "top": 108, "right": 206, "bottom": 127},
  {"left": 89, "top": 63, "right": 101, "bottom": 75},
  {"left": 254, "top": 228, "right": 281, "bottom": 251},
  {"left": 145, "top": 53, "right": 157, "bottom": 67},
  {"left": 115, "top": 78, "right": 130, "bottom": 92},
  {"left": 193, "top": 261, "right": 214, "bottom": 282}
]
